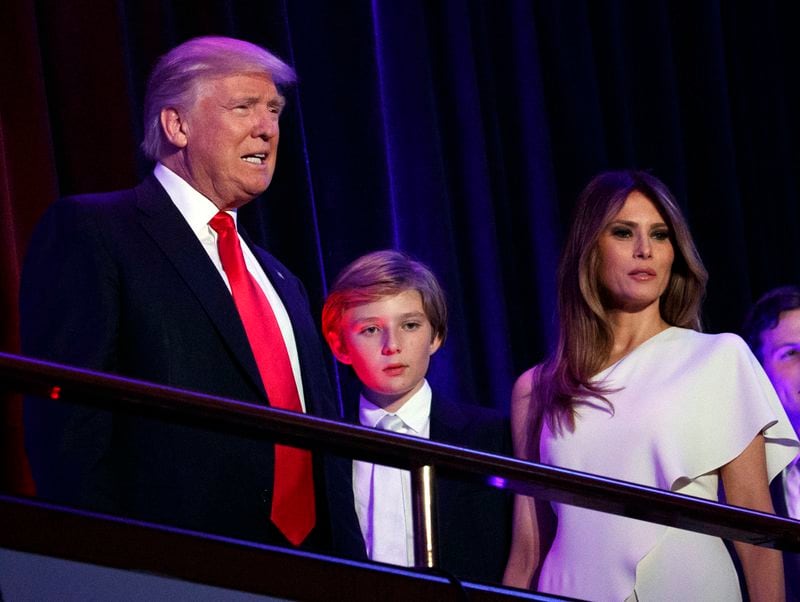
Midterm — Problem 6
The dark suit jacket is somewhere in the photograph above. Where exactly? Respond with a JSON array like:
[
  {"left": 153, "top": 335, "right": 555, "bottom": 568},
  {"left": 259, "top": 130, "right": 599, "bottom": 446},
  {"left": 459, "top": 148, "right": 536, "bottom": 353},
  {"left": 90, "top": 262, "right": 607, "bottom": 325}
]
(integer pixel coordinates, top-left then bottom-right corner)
[
  {"left": 349, "top": 392, "right": 512, "bottom": 583},
  {"left": 771, "top": 475, "right": 800, "bottom": 602},
  {"left": 20, "top": 174, "right": 364, "bottom": 557}
]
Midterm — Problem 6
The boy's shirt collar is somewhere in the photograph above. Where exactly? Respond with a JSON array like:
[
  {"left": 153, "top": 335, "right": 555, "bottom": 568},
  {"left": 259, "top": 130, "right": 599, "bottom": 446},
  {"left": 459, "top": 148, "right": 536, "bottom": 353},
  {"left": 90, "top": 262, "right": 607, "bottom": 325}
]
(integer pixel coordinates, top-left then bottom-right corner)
[{"left": 359, "top": 379, "right": 432, "bottom": 437}]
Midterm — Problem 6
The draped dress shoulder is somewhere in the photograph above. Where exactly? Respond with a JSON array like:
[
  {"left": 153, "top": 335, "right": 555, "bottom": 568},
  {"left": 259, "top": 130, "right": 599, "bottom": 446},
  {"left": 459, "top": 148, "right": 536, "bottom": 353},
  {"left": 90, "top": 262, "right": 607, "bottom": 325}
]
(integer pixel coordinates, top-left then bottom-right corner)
[{"left": 537, "top": 327, "right": 799, "bottom": 601}]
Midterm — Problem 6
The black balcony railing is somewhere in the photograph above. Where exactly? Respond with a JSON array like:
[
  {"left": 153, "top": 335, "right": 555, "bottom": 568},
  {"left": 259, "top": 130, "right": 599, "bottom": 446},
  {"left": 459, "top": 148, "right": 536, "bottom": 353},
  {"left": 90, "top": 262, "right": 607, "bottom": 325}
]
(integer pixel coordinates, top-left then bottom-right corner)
[{"left": 1, "top": 351, "right": 799, "bottom": 600}]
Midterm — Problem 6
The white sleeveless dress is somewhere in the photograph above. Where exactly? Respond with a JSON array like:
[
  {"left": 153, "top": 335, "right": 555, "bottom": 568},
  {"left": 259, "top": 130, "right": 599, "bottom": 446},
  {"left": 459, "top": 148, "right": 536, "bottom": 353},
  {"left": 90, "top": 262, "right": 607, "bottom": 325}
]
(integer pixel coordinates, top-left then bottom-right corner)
[{"left": 537, "top": 327, "right": 799, "bottom": 601}]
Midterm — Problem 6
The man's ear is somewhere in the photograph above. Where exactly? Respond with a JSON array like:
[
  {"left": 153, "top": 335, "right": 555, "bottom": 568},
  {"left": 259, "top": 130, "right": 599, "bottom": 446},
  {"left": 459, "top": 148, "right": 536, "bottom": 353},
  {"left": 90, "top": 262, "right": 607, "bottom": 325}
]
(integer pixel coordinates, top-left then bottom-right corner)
[
  {"left": 160, "top": 107, "right": 189, "bottom": 149},
  {"left": 326, "top": 331, "right": 352, "bottom": 365}
]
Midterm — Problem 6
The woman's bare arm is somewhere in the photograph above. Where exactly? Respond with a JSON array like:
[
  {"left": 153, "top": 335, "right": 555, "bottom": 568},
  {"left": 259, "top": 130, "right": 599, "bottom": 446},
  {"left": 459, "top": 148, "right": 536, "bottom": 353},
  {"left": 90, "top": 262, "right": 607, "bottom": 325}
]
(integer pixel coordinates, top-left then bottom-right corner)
[
  {"left": 503, "top": 368, "right": 544, "bottom": 589},
  {"left": 721, "top": 434, "right": 785, "bottom": 602}
]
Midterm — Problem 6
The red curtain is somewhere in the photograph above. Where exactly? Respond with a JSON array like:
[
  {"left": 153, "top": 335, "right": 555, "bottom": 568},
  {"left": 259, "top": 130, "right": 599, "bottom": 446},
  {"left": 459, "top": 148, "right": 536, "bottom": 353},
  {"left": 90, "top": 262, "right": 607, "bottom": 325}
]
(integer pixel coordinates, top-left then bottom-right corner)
[{"left": 0, "top": 0, "right": 60, "bottom": 495}]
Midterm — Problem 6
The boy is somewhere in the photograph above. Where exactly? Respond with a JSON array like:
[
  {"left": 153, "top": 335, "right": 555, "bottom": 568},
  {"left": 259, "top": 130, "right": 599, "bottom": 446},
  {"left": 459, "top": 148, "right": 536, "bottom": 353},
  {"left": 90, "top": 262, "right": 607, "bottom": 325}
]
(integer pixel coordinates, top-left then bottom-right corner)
[{"left": 322, "top": 249, "right": 511, "bottom": 583}]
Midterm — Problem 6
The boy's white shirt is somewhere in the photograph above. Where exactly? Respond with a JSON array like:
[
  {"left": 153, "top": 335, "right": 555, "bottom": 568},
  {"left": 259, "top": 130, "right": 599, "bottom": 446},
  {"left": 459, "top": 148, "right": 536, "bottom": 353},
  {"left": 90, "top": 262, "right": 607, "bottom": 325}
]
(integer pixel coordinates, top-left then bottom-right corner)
[{"left": 353, "top": 379, "right": 432, "bottom": 566}]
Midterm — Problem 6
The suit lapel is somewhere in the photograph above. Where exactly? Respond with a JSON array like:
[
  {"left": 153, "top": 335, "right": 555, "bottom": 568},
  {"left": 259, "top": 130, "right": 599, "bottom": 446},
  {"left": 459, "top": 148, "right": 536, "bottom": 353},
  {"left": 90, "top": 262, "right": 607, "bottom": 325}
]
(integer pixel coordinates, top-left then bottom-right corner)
[
  {"left": 133, "top": 176, "right": 266, "bottom": 401},
  {"left": 239, "top": 230, "right": 300, "bottom": 327},
  {"left": 429, "top": 394, "right": 470, "bottom": 445},
  {"left": 770, "top": 473, "right": 800, "bottom": 601},
  {"left": 428, "top": 393, "right": 475, "bottom": 564},
  {"left": 772, "top": 473, "right": 789, "bottom": 517},
  {"left": 241, "top": 229, "right": 321, "bottom": 413}
]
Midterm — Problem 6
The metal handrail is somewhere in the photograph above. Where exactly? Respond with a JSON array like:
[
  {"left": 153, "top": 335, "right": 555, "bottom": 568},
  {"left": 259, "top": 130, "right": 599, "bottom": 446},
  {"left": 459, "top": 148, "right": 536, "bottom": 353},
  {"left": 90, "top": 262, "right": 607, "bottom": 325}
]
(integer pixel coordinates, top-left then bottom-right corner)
[
  {"left": 2, "top": 351, "right": 799, "bottom": 553},
  {"left": 0, "top": 493, "right": 552, "bottom": 601}
]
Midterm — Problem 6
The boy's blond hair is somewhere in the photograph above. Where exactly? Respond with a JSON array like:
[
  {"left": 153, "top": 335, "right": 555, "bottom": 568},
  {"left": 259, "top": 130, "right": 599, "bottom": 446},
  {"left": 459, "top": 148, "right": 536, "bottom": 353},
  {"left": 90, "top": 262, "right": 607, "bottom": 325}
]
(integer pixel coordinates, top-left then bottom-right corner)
[{"left": 322, "top": 250, "right": 448, "bottom": 344}]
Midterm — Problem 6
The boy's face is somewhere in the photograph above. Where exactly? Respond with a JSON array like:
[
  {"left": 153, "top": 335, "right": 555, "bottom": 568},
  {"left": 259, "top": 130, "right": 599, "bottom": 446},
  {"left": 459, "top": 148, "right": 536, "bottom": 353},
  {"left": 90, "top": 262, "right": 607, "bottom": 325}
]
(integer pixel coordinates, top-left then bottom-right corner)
[{"left": 329, "top": 290, "right": 442, "bottom": 412}]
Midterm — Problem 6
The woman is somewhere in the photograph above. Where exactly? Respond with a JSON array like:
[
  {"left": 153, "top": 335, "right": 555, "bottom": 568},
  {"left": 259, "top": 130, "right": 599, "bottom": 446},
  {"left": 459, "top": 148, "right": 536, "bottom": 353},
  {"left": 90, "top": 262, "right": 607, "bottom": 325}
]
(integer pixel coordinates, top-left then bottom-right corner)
[{"left": 503, "top": 170, "right": 798, "bottom": 601}]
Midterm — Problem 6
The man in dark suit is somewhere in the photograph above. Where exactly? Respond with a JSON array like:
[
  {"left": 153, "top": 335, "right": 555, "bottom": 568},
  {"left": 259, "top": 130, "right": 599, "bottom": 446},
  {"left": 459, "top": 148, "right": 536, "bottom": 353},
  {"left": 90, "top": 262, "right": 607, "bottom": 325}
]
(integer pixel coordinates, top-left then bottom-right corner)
[
  {"left": 20, "top": 36, "right": 363, "bottom": 556},
  {"left": 742, "top": 285, "right": 800, "bottom": 600},
  {"left": 321, "top": 250, "right": 512, "bottom": 583}
]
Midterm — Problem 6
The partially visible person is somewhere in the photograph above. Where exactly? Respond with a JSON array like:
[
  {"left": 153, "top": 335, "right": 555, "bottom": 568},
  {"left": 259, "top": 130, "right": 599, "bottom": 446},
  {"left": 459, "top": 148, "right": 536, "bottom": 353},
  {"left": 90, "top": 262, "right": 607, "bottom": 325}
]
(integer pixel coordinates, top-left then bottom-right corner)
[
  {"left": 322, "top": 250, "right": 512, "bottom": 582},
  {"left": 742, "top": 285, "right": 800, "bottom": 601},
  {"left": 20, "top": 36, "right": 363, "bottom": 557},
  {"left": 502, "top": 170, "right": 799, "bottom": 601}
]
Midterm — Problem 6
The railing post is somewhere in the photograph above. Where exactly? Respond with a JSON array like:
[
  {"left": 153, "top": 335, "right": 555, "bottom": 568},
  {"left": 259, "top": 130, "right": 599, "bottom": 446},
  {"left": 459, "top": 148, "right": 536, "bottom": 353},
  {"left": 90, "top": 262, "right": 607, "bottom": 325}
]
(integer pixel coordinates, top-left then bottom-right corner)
[{"left": 411, "top": 464, "right": 438, "bottom": 569}]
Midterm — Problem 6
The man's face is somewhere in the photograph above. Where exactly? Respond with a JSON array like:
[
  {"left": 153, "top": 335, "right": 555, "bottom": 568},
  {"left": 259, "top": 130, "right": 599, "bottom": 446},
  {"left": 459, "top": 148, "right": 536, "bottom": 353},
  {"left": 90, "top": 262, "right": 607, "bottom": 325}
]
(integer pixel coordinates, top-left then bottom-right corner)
[
  {"left": 760, "top": 308, "right": 800, "bottom": 430},
  {"left": 178, "top": 72, "right": 284, "bottom": 209},
  {"left": 329, "top": 290, "right": 442, "bottom": 413}
]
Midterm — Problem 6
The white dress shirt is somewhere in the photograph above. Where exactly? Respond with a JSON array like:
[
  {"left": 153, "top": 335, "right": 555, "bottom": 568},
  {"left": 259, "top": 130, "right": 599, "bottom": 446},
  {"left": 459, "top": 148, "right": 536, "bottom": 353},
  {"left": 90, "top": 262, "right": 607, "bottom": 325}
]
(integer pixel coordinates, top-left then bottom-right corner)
[
  {"left": 784, "top": 460, "right": 800, "bottom": 519},
  {"left": 353, "top": 380, "right": 432, "bottom": 566},
  {"left": 153, "top": 163, "right": 306, "bottom": 410}
]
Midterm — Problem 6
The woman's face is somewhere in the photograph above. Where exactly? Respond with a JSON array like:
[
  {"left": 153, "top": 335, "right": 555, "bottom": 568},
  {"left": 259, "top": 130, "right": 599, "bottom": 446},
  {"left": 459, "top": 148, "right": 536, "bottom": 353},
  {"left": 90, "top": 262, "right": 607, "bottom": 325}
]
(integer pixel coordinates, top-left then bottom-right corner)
[{"left": 597, "top": 191, "right": 675, "bottom": 313}]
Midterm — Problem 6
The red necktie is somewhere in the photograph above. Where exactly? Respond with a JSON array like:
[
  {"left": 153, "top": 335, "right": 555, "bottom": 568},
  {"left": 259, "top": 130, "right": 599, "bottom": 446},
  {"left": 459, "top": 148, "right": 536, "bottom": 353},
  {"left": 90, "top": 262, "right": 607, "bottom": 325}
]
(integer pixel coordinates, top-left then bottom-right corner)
[{"left": 209, "top": 211, "right": 315, "bottom": 546}]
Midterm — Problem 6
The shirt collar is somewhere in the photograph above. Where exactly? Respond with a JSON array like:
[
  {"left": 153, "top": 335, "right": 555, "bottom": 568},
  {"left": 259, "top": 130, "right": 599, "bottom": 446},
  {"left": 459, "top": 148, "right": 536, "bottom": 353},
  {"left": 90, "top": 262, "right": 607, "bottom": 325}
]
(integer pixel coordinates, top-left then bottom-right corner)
[
  {"left": 154, "top": 163, "right": 238, "bottom": 233},
  {"left": 358, "top": 380, "right": 432, "bottom": 435}
]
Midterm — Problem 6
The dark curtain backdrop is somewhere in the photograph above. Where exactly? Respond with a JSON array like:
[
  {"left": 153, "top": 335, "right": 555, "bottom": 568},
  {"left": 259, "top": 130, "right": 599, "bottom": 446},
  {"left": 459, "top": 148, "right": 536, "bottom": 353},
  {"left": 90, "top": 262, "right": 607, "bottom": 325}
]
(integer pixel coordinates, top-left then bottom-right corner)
[{"left": 3, "top": 0, "right": 800, "bottom": 494}]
